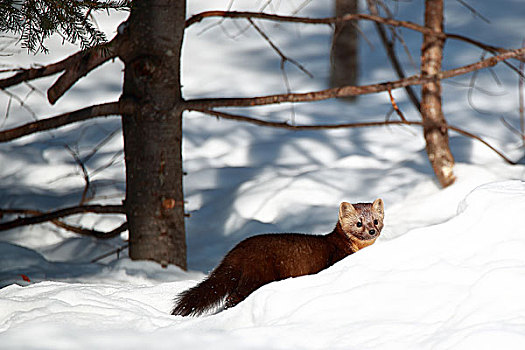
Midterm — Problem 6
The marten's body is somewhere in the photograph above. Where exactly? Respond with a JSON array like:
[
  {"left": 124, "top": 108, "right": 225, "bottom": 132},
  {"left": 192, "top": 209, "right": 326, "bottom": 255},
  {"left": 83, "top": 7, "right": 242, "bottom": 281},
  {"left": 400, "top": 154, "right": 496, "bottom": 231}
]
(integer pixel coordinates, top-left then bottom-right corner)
[{"left": 172, "top": 199, "right": 384, "bottom": 317}]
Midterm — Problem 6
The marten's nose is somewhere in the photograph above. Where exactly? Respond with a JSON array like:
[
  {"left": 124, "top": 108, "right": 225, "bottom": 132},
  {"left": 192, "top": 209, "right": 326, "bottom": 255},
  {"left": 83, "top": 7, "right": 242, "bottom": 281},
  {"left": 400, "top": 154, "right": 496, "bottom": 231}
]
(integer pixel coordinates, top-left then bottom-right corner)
[{"left": 369, "top": 229, "right": 376, "bottom": 236}]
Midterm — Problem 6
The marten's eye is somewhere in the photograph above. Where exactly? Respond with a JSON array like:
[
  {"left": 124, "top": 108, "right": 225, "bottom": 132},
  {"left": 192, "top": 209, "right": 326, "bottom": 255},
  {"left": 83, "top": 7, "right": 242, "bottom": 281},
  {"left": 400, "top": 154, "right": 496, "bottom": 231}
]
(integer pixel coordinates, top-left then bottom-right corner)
[
  {"left": 356, "top": 221, "right": 363, "bottom": 227},
  {"left": 374, "top": 219, "right": 379, "bottom": 225}
]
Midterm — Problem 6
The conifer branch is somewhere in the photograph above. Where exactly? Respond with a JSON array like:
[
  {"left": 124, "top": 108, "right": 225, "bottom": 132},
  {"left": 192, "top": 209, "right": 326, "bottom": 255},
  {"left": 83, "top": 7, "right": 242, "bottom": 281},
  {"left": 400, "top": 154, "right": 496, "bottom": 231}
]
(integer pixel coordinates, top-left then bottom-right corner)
[{"left": 0, "top": 0, "right": 130, "bottom": 53}]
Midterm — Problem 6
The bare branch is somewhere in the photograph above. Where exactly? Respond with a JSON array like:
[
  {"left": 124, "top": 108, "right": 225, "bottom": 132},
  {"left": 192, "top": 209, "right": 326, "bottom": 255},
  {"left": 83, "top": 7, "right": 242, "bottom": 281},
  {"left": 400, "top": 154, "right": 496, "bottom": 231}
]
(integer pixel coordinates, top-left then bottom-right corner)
[
  {"left": 192, "top": 108, "right": 515, "bottom": 165},
  {"left": 0, "top": 207, "right": 127, "bottom": 239},
  {"left": 0, "top": 61, "right": 67, "bottom": 90},
  {"left": 185, "top": 47, "right": 525, "bottom": 109},
  {"left": 47, "top": 34, "right": 124, "bottom": 104},
  {"left": 0, "top": 11, "right": 517, "bottom": 99},
  {"left": 446, "top": 124, "right": 515, "bottom": 165},
  {"left": 185, "top": 10, "right": 519, "bottom": 58},
  {"left": 0, "top": 100, "right": 135, "bottom": 143},
  {"left": 0, "top": 33, "right": 122, "bottom": 97},
  {"left": 185, "top": 11, "right": 435, "bottom": 34},
  {"left": 0, "top": 204, "right": 125, "bottom": 232},
  {"left": 192, "top": 107, "right": 421, "bottom": 130},
  {"left": 53, "top": 220, "right": 127, "bottom": 240}
]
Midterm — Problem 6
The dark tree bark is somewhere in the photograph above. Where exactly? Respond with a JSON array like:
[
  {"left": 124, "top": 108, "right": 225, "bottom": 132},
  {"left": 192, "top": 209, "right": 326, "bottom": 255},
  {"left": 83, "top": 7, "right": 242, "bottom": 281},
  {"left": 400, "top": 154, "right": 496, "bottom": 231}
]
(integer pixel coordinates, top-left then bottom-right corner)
[
  {"left": 330, "top": 0, "right": 359, "bottom": 100},
  {"left": 421, "top": 0, "right": 455, "bottom": 187},
  {"left": 120, "top": 0, "right": 187, "bottom": 269}
]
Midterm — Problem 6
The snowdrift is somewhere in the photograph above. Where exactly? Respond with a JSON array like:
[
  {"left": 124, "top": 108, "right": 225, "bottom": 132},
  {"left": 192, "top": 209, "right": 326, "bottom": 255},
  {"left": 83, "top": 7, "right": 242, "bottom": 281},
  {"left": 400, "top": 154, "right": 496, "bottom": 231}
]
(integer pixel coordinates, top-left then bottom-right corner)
[{"left": 1, "top": 180, "right": 525, "bottom": 349}]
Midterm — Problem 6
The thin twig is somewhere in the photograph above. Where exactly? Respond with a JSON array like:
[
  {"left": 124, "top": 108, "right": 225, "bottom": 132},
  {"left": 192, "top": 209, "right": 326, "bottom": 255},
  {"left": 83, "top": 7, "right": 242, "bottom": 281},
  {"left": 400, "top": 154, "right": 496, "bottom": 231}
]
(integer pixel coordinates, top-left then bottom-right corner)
[
  {"left": 467, "top": 51, "right": 491, "bottom": 115},
  {"left": 91, "top": 243, "right": 129, "bottom": 263},
  {"left": 443, "top": 77, "right": 506, "bottom": 96},
  {"left": 68, "top": 128, "right": 122, "bottom": 204},
  {"left": 196, "top": 0, "right": 235, "bottom": 36},
  {"left": 247, "top": 18, "right": 313, "bottom": 78},
  {"left": 466, "top": 51, "right": 506, "bottom": 115},
  {"left": 84, "top": 128, "right": 121, "bottom": 164},
  {"left": 90, "top": 150, "right": 124, "bottom": 178},
  {"left": 280, "top": 56, "right": 296, "bottom": 125},
  {"left": 291, "top": 0, "right": 314, "bottom": 16},
  {"left": 446, "top": 124, "right": 515, "bottom": 164},
  {"left": 456, "top": 0, "right": 490, "bottom": 24},
  {"left": 0, "top": 88, "right": 38, "bottom": 120},
  {"left": 387, "top": 89, "right": 407, "bottom": 121},
  {"left": 501, "top": 117, "right": 524, "bottom": 140},
  {"left": 2, "top": 94, "right": 12, "bottom": 128},
  {"left": 65, "top": 144, "right": 92, "bottom": 205},
  {"left": 376, "top": 0, "right": 418, "bottom": 70}
]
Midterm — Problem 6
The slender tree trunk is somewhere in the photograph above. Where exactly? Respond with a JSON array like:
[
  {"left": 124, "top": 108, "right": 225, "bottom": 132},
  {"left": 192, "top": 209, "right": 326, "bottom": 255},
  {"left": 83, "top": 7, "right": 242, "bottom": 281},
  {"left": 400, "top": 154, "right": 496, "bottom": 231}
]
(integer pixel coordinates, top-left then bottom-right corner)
[
  {"left": 119, "top": 0, "right": 187, "bottom": 269},
  {"left": 421, "top": 0, "right": 455, "bottom": 187},
  {"left": 330, "top": 0, "right": 359, "bottom": 100}
]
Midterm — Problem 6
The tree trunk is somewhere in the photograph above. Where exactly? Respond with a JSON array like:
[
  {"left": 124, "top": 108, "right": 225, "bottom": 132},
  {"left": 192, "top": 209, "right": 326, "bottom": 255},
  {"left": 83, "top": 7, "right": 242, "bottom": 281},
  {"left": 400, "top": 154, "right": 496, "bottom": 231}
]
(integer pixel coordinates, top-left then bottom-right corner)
[
  {"left": 120, "top": 0, "right": 187, "bottom": 269},
  {"left": 421, "top": 0, "right": 455, "bottom": 187},
  {"left": 330, "top": 0, "right": 359, "bottom": 100}
]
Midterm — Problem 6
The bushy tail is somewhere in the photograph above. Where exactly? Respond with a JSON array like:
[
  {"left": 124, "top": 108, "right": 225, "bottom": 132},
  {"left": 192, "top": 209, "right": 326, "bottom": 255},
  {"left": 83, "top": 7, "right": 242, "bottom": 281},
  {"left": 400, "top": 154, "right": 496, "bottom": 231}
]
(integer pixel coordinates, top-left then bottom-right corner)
[{"left": 172, "top": 265, "right": 239, "bottom": 317}]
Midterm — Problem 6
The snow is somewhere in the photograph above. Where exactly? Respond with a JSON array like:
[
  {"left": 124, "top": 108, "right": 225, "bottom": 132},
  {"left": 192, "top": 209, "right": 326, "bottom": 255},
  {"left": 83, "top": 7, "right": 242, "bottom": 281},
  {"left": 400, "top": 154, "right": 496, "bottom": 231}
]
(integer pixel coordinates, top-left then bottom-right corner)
[
  {"left": 2, "top": 181, "right": 525, "bottom": 349},
  {"left": 1, "top": 0, "right": 525, "bottom": 349}
]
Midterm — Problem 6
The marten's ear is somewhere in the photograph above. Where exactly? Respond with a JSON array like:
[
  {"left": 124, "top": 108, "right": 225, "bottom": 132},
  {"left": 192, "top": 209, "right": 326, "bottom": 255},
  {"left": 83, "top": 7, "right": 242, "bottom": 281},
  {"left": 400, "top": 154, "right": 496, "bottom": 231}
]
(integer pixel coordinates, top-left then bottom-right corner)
[
  {"left": 339, "top": 202, "right": 358, "bottom": 222},
  {"left": 372, "top": 198, "right": 384, "bottom": 218}
]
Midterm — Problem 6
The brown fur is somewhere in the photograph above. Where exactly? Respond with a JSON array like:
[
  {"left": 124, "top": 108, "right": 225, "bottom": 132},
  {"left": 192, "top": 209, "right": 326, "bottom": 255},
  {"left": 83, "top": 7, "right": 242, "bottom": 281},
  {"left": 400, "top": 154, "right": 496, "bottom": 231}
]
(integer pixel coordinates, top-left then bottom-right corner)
[{"left": 171, "top": 199, "right": 384, "bottom": 317}]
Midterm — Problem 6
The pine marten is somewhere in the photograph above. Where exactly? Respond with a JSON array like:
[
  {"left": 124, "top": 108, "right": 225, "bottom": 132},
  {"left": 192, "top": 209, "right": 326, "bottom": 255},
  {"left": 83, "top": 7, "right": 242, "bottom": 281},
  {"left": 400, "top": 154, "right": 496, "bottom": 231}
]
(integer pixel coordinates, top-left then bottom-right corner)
[{"left": 172, "top": 199, "right": 384, "bottom": 317}]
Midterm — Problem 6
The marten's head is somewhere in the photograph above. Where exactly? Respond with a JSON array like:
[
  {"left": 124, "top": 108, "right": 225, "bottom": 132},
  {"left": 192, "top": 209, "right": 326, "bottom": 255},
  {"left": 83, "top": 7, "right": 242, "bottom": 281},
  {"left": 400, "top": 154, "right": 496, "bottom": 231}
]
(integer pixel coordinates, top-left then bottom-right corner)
[{"left": 338, "top": 199, "right": 384, "bottom": 251}]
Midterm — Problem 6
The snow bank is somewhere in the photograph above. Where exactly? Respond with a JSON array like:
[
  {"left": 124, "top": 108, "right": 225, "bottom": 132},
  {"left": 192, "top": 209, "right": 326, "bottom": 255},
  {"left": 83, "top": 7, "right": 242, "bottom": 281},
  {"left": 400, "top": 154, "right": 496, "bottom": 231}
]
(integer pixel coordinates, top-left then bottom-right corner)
[
  {"left": 222, "top": 180, "right": 525, "bottom": 349},
  {"left": 1, "top": 181, "right": 525, "bottom": 349}
]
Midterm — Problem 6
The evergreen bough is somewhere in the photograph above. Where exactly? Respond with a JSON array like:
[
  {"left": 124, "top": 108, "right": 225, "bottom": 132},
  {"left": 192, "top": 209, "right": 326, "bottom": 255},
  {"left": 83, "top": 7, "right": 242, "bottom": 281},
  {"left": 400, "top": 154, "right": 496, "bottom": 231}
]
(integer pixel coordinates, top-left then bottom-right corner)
[{"left": 0, "top": 0, "right": 130, "bottom": 53}]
